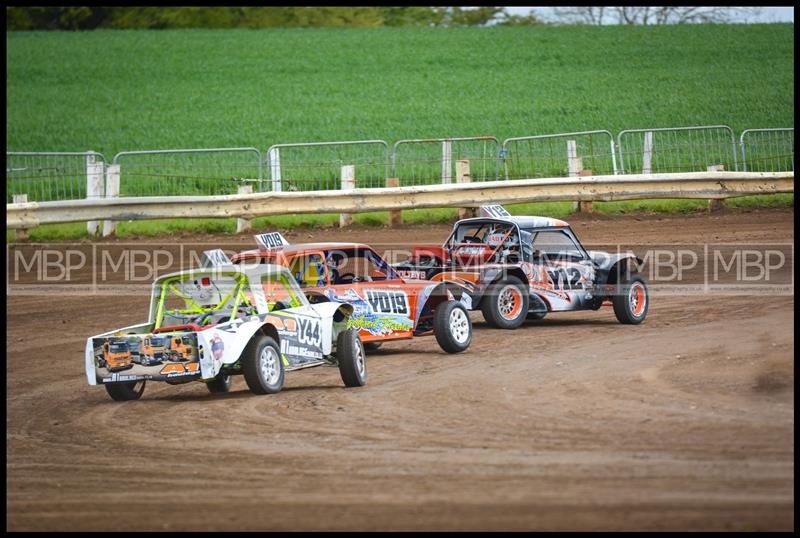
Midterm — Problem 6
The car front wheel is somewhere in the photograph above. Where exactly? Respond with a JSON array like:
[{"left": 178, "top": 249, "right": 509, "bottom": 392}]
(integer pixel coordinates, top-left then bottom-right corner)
[{"left": 434, "top": 300, "right": 472, "bottom": 353}]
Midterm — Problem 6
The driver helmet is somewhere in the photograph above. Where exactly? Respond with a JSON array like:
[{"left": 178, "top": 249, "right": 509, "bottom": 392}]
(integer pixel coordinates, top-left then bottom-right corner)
[{"left": 326, "top": 252, "right": 344, "bottom": 269}]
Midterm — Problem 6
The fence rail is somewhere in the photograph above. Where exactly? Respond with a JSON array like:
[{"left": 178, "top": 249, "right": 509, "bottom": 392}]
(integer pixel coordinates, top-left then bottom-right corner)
[
  {"left": 502, "top": 130, "right": 617, "bottom": 180},
  {"left": 739, "top": 128, "right": 794, "bottom": 173},
  {"left": 6, "top": 171, "right": 793, "bottom": 230},
  {"left": 265, "top": 140, "right": 389, "bottom": 192},
  {"left": 391, "top": 136, "right": 500, "bottom": 186},
  {"left": 5, "top": 151, "right": 106, "bottom": 203},
  {"left": 617, "top": 125, "right": 738, "bottom": 174},
  {"left": 6, "top": 125, "right": 794, "bottom": 211},
  {"left": 111, "top": 147, "right": 263, "bottom": 197}
]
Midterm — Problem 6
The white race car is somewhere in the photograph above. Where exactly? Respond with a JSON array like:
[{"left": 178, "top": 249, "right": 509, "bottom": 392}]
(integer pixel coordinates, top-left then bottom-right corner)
[{"left": 86, "top": 256, "right": 366, "bottom": 401}]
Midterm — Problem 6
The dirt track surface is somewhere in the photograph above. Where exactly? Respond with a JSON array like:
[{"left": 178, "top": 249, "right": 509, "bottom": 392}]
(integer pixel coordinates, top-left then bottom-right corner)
[{"left": 6, "top": 208, "right": 794, "bottom": 531}]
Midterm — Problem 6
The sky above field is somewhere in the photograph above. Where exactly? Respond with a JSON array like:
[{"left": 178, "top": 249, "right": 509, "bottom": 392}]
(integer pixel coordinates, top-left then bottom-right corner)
[{"left": 508, "top": 6, "right": 794, "bottom": 24}]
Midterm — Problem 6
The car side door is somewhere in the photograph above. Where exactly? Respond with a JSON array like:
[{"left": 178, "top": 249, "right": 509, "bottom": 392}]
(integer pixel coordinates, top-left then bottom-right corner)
[{"left": 530, "top": 229, "right": 596, "bottom": 311}]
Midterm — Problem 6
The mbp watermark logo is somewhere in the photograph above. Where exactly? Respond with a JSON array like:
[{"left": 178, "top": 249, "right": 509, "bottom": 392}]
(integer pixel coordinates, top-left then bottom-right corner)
[
  {"left": 705, "top": 244, "right": 792, "bottom": 294},
  {"left": 5, "top": 241, "right": 794, "bottom": 296},
  {"left": 594, "top": 243, "right": 793, "bottom": 296},
  {"left": 7, "top": 243, "right": 247, "bottom": 295},
  {"left": 711, "top": 246, "right": 787, "bottom": 282}
]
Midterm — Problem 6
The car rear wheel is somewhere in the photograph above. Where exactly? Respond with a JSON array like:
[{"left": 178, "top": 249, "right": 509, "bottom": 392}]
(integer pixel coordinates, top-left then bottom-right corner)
[
  {"left": 434, "top": 300, "right": 472, "bottom": 353},
  {"left": 337, "top": 329, "right": 367, "bottom": 387},
  {"left": 612, "top": 274, "right": 649, "bottom": 324},
  {"left": 242, "top": 335, "right": 285, "bottom": 395},
  {"left": 481, "top": 276, "right": 529, "bottom": 329},
  {"left": 105, "top": 380, "right": 146, "bottom": 401},
  {"left": 206, "top": 373, "right": 233, "bottom": 393}
]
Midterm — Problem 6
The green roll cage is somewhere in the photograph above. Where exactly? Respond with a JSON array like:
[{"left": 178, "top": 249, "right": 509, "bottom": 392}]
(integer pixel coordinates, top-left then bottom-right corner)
[{"left": 152, "top": 271, "right": 305, "bottom": 330}]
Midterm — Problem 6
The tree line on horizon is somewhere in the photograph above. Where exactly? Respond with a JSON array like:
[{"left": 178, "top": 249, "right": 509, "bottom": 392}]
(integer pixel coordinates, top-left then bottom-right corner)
[
  {"left": 6, "top": 6, "right": 771, "bottom": 31},
  {"left": 5, "top": 7, "right": 544, "bottom": 31}
]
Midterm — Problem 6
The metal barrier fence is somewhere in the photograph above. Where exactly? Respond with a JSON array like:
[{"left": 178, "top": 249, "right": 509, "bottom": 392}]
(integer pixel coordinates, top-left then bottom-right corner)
[
  {"left": 6, "top": 151, "right": 106, "bottom": 203},
  {"left": 390, "top": 136, "right": 500, "bottom": 186},
  {"left": 7, "top": 126, "right": 793, "bottom": 204},
  {"left": 617, "top": 125, "right": 738, "bottom": 174},
  {"left": 111, "top": 148, "right": 263, "bottom": 197},
  {"left": 739, "top": 128, "right": 794, "bottom": 172},
  {"left": 266, "top": 140, "right": 389, "bottom": 192},
  {"left": 502, "top": 131, "right": 617, "bottom": 180}
]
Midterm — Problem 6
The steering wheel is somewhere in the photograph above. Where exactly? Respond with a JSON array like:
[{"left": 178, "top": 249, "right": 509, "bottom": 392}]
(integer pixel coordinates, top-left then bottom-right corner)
[
  {"left": 338, "top": 272, "right": 357, "bottom": 283},
  {"left": 462, "top": 235, "right": 483, "bottom": 243},
  {"left": 351, "top": 275, "right": 373, "bottom": 283}
]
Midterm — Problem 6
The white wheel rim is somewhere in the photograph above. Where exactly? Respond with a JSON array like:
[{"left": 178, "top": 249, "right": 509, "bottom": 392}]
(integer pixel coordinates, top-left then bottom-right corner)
[
  {"left": 449, "top": 307, "right": 470, "bottom": 344},
  {"left": 259, "top": 346, "right": 280, "bottom": 385},
  {"left": 356, "top": 341, "right": 366, "bottom": 377}
]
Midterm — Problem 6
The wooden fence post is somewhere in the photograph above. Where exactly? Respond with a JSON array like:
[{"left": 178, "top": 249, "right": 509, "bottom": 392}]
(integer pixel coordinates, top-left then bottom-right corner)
[
  {"left": 707, "top": 164, "right": 726, "bottom": 212},
  {"left": 442, "top": 140, "right": 452, "bottom": 184},
  {"left": 237, "top": 185, "right": 253, "bottom": 233},
  {"left": 456, "top": 159, "right": 475, "bottom": 219},
  {"left": 102, "top": 163, "right": 120, "bottom": 237},
  {"left": 86, "top": 153, "right": 104, "bottom": 237},
  {"left": 578, "top": 169, "right": 594, "bottom": 213},
  {"left": 269, "top": 147, "right": 282, "bottom": 192},
  {"left": 12, "top": 194, "right": 28, "bottom": 241},
  {"left": 567, "top": 140, "right": 583, "bottom": 212},
  {"left": 642, "top": 131, "right": 654, "bottom": 174},
  {"left": 385, "top": 178, "right": 403, "bottom": 226},
  {"left": 340, "top": 165, "right": 355, "bottom": 227}
]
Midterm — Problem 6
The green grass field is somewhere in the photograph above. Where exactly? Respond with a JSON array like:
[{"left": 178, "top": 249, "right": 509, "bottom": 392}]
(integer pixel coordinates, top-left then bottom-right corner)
[
  {"left": 7, "top": 24, "right": 793, "bottom": 153},
  {"left": 5, "top": 24, "right": 794, "bottom": 240}
]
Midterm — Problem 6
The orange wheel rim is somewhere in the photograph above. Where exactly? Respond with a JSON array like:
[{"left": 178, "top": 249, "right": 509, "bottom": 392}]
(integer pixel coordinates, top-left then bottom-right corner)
[
  {"left": 499, "top": 286, "right": 523, "bottom": 320},
  {"left": 630, "top": 283, "right": 646, "bottom": 316}
]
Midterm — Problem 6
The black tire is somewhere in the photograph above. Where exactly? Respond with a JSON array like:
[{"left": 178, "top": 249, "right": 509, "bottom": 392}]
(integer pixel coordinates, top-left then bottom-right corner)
[
  {"left": 105, "top": 380, "right": 146, "bottom": 401},
  {"left": 433, "top": 300, "right": 472, "bottom": 353},
  {"left": 206, "top": 373, "right": 233, "bottom": 393},
  {"left": 612, "top": 274, "right": 649, "bottom": 325},
  {"left": 337, "top": 329, "right": 367, "bottom": 387},
  {"left": 526, "top": 311, "right": 547, "bottom": 321},
  {"left": 241, "top": 335, "right": 285, "bottom": 395},
  {"left": 363, "top": 341, "right": 383, "bottom": 352},
  {"left": 481, "top": 276, "right": 530, "bottom": 329}
]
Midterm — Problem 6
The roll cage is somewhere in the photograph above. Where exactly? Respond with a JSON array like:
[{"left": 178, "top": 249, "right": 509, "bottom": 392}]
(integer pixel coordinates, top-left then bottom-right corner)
[
  {"left": 147, "top": 265, "right": 309, "bottom": 331},
  {"left": 443, "top": 217, "right": 592, "bottom": 266}
]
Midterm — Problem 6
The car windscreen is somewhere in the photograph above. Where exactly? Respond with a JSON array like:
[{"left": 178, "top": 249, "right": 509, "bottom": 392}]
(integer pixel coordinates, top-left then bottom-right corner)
[
  {"left": 451, "top": 221, "right": 516, "bottom": 246},
  {"left": 528, "top": 229, "right": 585, "bottom": 260}
]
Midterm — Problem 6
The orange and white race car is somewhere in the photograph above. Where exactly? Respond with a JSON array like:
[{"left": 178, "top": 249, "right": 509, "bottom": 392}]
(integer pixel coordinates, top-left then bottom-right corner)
[
  {"left": 393, "top": 204, "right": 649, "bottom": 329},
  {"left": 230, "top": 233, "right": 473, "bottom": 354}
]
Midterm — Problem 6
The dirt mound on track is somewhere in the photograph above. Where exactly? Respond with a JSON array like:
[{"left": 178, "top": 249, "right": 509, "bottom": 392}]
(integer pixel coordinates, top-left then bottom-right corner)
[{"left": 6, "top": 208, "right": 794, "bottom": 531}]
